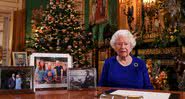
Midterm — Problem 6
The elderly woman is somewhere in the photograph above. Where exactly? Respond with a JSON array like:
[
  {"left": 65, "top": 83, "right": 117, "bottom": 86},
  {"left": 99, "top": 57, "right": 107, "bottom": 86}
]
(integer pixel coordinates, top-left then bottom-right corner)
[{"left": 98, "top": 30, "right": 153, "bottom": 89}]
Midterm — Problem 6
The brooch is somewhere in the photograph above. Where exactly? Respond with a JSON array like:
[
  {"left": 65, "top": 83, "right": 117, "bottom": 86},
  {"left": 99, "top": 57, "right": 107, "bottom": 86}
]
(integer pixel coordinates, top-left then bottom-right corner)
[{"left": 134, "top": 63, "right": 138, "bottom": 67}]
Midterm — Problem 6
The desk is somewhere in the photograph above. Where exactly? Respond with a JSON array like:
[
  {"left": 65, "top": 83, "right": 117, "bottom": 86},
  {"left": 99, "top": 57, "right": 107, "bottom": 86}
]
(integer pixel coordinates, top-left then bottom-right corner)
[{"left": 0, "top": 87, "right": 184, "bottom": 99}]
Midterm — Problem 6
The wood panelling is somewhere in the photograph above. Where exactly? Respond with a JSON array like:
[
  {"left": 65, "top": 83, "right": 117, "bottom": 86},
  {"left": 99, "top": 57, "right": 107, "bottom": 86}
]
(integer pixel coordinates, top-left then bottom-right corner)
[
  {"left": 0, "top": 0, "right": 17, "bottom": 3},
  {"left": 0, "top": 0, "right": 23, "bottom": 11},
  {"left": 0, "top": 17, "right": 4, "bottom": 33}
]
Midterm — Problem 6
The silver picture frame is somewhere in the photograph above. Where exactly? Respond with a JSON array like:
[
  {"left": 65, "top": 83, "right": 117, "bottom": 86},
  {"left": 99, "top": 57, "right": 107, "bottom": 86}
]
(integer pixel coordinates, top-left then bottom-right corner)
[{"left": 30, "top": 53, "right": 72, "bottom": 89}]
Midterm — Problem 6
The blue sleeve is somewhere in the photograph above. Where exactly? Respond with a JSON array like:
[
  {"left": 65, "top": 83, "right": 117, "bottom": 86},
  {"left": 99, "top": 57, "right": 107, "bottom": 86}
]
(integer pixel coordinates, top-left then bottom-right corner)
[
  {"left": 44, "top": 70, "right": 48, "bottom": 78},
  {"left": 35, "top": 67, "right": 39, "bottom": 74},
  {"left": 142, "top": 61, "right": 154, "bottom": 89},
  {"left": 52, "top": 70, "right": 55, "bottom": 76},
  {"left": 98, "top": 59, "right": 110, "bottom": 87}
]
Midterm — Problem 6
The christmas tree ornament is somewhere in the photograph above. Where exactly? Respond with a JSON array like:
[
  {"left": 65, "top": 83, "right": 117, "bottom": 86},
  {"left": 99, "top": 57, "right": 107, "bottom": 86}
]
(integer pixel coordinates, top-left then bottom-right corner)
[
  {"left": 88, "top": 32, "right": 92, "bottom": 36},
  {"left": 79, "top": 41, "right": 82, "bottom": 45},
  {"left": 39, "top": 38, "right": 45, "bottom": 44},
  {"left": 78, "top": 48, "right": 82, "bottom": 51},
  {"left": 74, "top": 46, "right": 78, "bottom": 48},
  {"left": 52, "top": 4, "right": 56, "bottom": 9},
  {"left": 40, "top": 26, "right": 44, "bottom": 30},
  {"left": 50, "top": 0, "right": 54, "bottom": 5},
  {"left": 49, "top": 37, "right": 53, "bottom": 42},
  {"left": 31, "top": 19, "right": 35, "bottom": 24},
  {"left": 56, "top": 46, "right": 61, "bottom": 51},
  {"left": 35, "top": 38, "right": 39, "bottom": 42},
  {"left": 41, "top": 47, "right": 45, "bottom": 50},
  {"left": 67, "top": 45, "right": 72, "bottom": 49},
  {"left": 67, "top": 4, "right": 71, "bottom": 8},
  {"left": 50, "top": 10, "right": 53, "bottom": 13},
  {"left": 46, "top": 5, "right": 49, "bottom": 9},
  {"left": 59, "top": 22, "right": 63, "bottom": 25},
  {"left": 56, "top": 0, "right": 60, "bottom": 5},
  {"left": 170, "top": 35, "right": 176, "bottom": 42},
  {"left": 78, "top": 51, "right": 82, "bottom": 54},
  {"left": 57, "top": 39, "right": 60, "bottom": 45},
  {"left": 64, "top": 37, "right": 69, "bottom": 42},
  {"left": 59, "top": 4, "right": 62, "bottom": 9},
  {"left": 86, "top": 41, "right": 90, "bottom": 44},
  {"left": 38, "top": 29, "right": 43, "bottom": 33},
  {"left": 59, "top": 13, "right": 62, "bottom": 17},
  {"left": 62, "top": 29, "right": 66, "bottom": 33},
  {"left": 35, "top": 29, "right": 39, "bottom": 32},
  {"left": 49, "top": 46, "right": 53, "bottom": 50},
  {"left": 45, "top": 49, "right": 49, "bottom": 52},
  {"left": 70, "top": 14, "right": 74, "bottom": 18}
]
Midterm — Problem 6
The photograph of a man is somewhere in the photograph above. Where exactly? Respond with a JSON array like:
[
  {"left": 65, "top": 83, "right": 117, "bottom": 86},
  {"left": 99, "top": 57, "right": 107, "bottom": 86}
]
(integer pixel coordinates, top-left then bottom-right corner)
[
  {"left": 54, "top": 60, "right": 67, "bottom": 83},
  {"left": 44, "top": 62, "right": 55, "bottom": 83},
  {"left": 13, "top": 52, "right": 27, "bottom": 66}
]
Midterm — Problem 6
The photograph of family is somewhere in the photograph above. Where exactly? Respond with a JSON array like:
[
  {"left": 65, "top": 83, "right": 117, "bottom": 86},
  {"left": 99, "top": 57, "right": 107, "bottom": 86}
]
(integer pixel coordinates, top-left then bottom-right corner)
[{"left": 30, "top": 53, "right": 72, "bottom": 89}]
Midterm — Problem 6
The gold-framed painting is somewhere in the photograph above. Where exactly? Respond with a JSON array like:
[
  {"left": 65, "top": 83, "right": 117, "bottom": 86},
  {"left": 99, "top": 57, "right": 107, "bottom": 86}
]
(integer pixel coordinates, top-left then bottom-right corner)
[
  {"left": 73, "top": 0, "right": 85, "bottom": 24},
  {"left": 119, "top": 0, "right": 142, "bottom": 32},
  {"left": 89, "top": 0, "right": 108, "bottom": 24}
]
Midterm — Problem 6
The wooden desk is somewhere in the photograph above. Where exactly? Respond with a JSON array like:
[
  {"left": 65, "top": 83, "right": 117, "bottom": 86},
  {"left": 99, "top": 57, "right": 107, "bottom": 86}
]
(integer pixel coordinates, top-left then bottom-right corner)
[{"left": 0, "top": 87, "right": 184, "bottom": 99}]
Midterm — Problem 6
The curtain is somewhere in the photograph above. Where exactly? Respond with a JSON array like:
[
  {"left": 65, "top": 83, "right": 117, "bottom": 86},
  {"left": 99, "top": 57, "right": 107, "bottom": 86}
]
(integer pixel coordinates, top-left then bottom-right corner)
[{"left": 12, "top": 9, "right": 25, "bottom": 51}]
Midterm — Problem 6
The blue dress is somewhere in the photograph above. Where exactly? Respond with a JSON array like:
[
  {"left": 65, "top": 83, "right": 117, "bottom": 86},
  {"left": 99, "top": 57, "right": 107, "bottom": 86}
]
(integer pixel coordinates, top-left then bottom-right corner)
[
  {"left": 15, "top": 78, "right": 22, "bottom": 89},
  {"left": 35, "top": 67, "right": 45, "bottom": 83},
  {"left": 98, "top": 56, "right": 154, "bottom": 89}
]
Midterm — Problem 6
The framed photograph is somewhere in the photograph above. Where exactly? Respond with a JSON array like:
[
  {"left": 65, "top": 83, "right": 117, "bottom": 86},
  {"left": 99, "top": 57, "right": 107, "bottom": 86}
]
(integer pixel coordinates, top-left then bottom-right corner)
[
  {"left": 68, "top": 68, "right": 97, "bottom": 90},
  {"left": 12, "top": 52, "right": 28, "bottom": 66},
  {"left": 0, "top": 66, "right": 34, "bottom": 94},
  {"left": 30, "top": 53, "right": 72, "bottom": 89}
]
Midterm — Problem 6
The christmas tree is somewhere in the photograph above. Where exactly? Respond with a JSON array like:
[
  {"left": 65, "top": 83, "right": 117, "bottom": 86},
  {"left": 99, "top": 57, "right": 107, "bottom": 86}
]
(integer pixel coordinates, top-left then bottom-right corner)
[{"left": 26, "top": 0, "right": 94, "bottom": 68}]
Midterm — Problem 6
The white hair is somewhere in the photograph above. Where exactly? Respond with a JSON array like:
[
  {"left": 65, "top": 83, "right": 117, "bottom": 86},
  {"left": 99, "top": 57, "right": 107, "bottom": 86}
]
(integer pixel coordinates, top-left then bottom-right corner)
[{"left": 110, "top": 29, "right": 136, "bottom": 50}]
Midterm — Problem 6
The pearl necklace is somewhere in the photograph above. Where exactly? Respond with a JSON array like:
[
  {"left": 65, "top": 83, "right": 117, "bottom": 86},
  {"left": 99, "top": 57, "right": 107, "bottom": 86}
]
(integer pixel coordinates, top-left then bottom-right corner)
[{"left": 117, "top": 56, "right": 132, "bottom": 66}]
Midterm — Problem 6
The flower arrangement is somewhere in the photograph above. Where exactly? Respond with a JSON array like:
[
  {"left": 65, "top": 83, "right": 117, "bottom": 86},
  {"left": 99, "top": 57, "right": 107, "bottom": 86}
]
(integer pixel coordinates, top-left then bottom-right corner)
[{"left": 146, "top": 59, "right": 168, "bottom": 90}]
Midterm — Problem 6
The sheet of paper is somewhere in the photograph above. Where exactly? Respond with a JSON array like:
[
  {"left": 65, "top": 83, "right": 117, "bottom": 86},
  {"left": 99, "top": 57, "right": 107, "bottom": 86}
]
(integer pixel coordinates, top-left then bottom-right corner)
[{"left": 110, "top": 90, "right": 170, "bottom": 99}]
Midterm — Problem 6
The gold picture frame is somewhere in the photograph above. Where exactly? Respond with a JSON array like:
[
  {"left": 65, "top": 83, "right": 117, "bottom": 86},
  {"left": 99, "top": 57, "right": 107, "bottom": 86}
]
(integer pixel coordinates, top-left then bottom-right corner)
[
  {"left": 12, "top": 52, "right": 28, "bottom": 66},
  {"left": 89, "top": 0, "right": 108, "bottom": 24}
]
